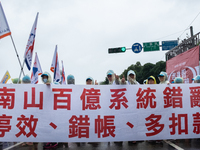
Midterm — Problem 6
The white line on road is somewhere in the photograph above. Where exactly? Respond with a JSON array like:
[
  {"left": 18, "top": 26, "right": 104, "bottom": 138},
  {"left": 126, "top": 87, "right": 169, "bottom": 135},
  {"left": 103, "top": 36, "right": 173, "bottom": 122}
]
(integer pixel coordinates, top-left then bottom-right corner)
[
  {"left": 164, "top": 140, "right": 184, "bottom": 150},
  {"left": 3, "top": 142, "right": 24, "bottom": 150}
]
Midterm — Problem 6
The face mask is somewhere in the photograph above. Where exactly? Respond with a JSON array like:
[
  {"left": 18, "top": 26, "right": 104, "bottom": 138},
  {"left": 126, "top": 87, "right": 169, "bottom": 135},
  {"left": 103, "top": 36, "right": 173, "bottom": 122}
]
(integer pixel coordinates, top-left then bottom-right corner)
[{"left": 43, "top": 79, "right": 48, "bottom": 83}]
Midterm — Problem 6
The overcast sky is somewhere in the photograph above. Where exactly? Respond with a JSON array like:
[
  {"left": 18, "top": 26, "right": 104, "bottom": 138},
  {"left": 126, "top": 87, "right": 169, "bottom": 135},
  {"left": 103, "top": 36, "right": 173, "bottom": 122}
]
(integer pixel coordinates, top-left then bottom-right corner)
[{"left": 0, "top": 0, "right": 200, "bottom": 84}]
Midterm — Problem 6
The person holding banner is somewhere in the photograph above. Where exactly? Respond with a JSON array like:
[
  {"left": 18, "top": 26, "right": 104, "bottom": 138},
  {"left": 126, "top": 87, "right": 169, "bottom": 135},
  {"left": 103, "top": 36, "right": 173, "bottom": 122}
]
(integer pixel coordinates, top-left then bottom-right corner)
[
  {"left": 146, "top": 77, "right": 164, "bottom": 144},
  {"left": 41, "top": 72, "right": 58, "bottom": 149},
  {"left": 21, "top": 75, "right": 33, "bottom": 147},
  {"left": 158, "top": 71, "right": 169, "bottom": 84},
  {"left": 106, "top": 70, "right": 120, "bottom": 85},
  {"left": 86, "top": 77, "right": 98, "bottom": 85},
  {"left": 86, "top": 77, "right": 99, "bottom": 145},
  {"left": 41, "top": 72, "right": 52, "bottom": 85},
  {"left": 123, "top": 70, "right": 139, "bottom": 144},
  {"left": 22, "top": 75, "right": 31, "bottom": 84},
  {"left": 86, "top": 77, "right": 94, "bottom": 85},
  {"left": 126, "top": 70, "right": 139, "bottom": 85},
  {"left": 106, "top": 70, "right": 123, "bottom": 144},
  {"left": 147, "top": 76, "right": 157, "bottom": 84},
  {"left": 67, "top": 74, "right": 75, "bottom": 85},
  {"left": 11, "top": 78, "right": 21, "bottom": 84},
  {"left": 193, "top": 75, "right": 200, "bottom": 83},
  {"left": 174, "top": 77, "right": 184, "bottom": 84}
]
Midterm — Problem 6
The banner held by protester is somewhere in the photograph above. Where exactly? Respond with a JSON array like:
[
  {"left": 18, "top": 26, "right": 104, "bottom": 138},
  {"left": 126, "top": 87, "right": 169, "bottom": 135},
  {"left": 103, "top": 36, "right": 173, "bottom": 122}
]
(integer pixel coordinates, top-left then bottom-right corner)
[{"left": 1, "top": 84, "right": 200, "bottom": 142}]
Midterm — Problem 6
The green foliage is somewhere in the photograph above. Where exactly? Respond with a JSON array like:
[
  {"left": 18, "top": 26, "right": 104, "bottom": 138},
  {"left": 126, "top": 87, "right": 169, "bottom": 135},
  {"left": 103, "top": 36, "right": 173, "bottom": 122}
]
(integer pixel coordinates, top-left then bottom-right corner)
[
  {"left": 103, "top": 61, "right": 166, "bottom": 84},
  {"left": 100, "top": 77, "right": 109, "bottom": 85}
]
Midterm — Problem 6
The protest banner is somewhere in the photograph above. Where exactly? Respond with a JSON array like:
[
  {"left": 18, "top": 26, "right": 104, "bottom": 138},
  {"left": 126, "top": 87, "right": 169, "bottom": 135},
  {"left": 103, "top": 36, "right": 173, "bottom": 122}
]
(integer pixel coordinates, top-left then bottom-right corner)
[
  {"left": 0, "top": 84, "right": 200, "bottom": 142},
  {"left": 166, "top": 45, "right": 199, "bottom": 83}
]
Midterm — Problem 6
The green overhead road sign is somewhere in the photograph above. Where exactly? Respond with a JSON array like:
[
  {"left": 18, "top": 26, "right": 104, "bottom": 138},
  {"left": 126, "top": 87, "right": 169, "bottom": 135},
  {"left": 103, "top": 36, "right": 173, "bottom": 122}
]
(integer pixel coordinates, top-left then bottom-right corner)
[{"left": 143, "top": 41, "right": 160, "bottom": 52}]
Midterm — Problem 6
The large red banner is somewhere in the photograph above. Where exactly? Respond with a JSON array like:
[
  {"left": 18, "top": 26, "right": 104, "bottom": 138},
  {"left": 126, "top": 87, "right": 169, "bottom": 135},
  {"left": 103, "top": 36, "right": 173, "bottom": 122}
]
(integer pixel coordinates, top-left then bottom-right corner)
[{"left": 166, "top": 46, "right": 199, "bottom": 83}]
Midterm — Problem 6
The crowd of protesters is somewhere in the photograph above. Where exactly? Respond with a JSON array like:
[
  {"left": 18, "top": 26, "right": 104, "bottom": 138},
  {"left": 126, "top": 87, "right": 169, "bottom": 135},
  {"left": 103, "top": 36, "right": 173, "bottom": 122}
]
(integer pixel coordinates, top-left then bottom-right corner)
[{"left": 10, "top": 69, "right": 200, "bottom": 86}]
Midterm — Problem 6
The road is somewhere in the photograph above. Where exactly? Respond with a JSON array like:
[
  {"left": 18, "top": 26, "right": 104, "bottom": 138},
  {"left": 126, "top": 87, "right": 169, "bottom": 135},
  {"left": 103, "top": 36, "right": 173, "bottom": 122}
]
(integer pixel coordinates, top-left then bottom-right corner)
[{"left": 1, "top": 139, "right": 200, "bottom": 150}]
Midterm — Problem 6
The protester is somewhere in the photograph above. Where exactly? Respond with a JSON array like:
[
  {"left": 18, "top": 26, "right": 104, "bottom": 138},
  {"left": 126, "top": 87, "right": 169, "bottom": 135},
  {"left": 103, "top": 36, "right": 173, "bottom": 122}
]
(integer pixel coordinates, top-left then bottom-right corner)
[
  {"left": 86, "top": 77, "right": 99, "bottom": 145},
  {"left": 106, "top": 70, "right": 122, "bottom": 144},
  {"left": 158, "top": 71, "right": 169, "bottom": 84},
  {"left": 174, "top": 77, "right": 184, "bottom": 84},
  {"left": 11, "top": 78, "right": 21, "bottom": 84},
  {"left": 147, "top": 76, "right": 157, "bottom": 84},
  {"left": 125, "top": 70, "right": 139, "bottom": 143},
  {"left": 106, "top": 70, "right": 120, "bottom": 85},
  {"left": 146, "top": 76, "right": 162, "bottom": 143},
  {"left": 86, "top": 77, "right": 94, "bottom": 85},
  {"left": 86, "top": 76, "right": 98, "bottom": 85},
  {"left": 41, "top": 72, "right": 52, "bottom": 85},
  {"left": 147, "top": 76, "right": 162, "bottom": 143},
  {"left": 21, "top": 75, "right": 33, "bottom": 147},
  {"left": 193, "top": 75, "right": 200, "bottom": 83},
  {"left": 66, "top": 74, "right": 81, "bottom": 147},
  {"left": 67, "top": 74, "right": 75, "bottom": 85},
  {"left": 22, "top": 75, "right": 31, "bottom": 84},
  {"left": 106, "top": 70, "right": 126, "bottom": 85},
  {"left": 126, "top": 70, "right": 139, "bottom": 85},
  {"left": 41, "top": 72, "right": 58, "bottom": 149}
]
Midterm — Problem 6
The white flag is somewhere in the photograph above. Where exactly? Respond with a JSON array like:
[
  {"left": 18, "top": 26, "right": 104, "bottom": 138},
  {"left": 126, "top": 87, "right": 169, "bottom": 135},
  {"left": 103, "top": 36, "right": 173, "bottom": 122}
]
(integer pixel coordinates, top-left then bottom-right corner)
[
  {"left": 31, "top": 53, "right": 43, "bottom": 84},
  {"left": 0, "top": 2, "right": 11, "bottom": 39},
  {"left": 24, "top": 13, "right": 39, "bottom": 70},
  {"left": 51, "top": 45, "right": 61, "bottom": 82}
]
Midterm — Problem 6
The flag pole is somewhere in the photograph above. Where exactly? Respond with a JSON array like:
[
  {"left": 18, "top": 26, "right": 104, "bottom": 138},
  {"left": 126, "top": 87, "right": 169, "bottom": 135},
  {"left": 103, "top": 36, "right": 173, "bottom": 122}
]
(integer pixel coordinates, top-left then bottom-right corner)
[
  {"left": 17, "top": 59, "right": 25, "bottom": 84},
  {"left": 10, "top": 35, "right": 25, "bottom": 76}
]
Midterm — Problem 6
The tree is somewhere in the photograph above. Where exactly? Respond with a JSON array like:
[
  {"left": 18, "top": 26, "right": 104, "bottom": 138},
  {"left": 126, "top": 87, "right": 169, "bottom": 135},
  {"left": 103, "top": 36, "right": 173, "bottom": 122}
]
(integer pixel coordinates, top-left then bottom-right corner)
[{"left": 100, "top": 77, "right": 109, "bottom": 85}]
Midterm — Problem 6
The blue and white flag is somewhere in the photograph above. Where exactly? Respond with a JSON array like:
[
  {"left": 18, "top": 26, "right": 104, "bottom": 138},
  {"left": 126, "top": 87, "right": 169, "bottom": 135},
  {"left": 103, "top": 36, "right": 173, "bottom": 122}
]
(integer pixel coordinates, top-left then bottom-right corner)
[
  {"left": 51, "top": 45, "right": 61, "bottom": 82},
  {"left": 31, "top": 52, "right": 42, "bottom": 84},
  {"left": 24, "top": 13, "right": 39, "bottom": 70}
]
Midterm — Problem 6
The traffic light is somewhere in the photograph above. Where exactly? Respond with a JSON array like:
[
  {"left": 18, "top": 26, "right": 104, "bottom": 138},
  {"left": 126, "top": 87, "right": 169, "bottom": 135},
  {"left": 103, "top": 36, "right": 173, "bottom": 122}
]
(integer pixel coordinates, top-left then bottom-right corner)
[{"left": 108, "top": 47, "right": 126, "bottom": 54}]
